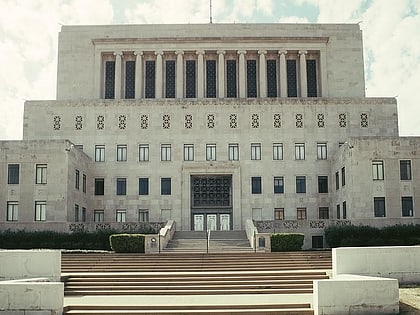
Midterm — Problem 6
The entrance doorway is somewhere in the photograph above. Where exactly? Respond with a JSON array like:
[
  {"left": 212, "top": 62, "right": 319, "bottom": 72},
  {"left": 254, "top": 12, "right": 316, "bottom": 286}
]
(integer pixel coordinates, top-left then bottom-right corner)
[
  {"left": 220, "top": 214, "right": 230, "bottom": 231},
  {"left": 194, "top": 214, "right": 204, "bottom": 231},
  {"left": 207, "top": 214, "right": 217, "bottom": 231}
]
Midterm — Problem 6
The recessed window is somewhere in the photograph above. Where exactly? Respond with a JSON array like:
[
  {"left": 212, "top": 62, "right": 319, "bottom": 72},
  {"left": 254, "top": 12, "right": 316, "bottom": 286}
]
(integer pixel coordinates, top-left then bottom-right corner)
[
  {"left": 81, "top": 207, "right": 86, "bottom": 222},
  {"left": 74, "top": 204, "right": 79, "bottom": 222},
  {"left": 6, "top": 201, "right": 18, "bottom": 221},
  {"left": 35, "top": 164, "right": 47, "bottom": 184},
  {"left": 117, "top": 145, "right": 127, "bottom": 162},
  {"left": 116, "top": 209, "right": 126, "bottom": 222},
  {"left": 95, "top": 145, "right": 105, "bottom": 162},
  {"left": 274, "top": 208, "right": 284, "bottom": 220},
  {"left": 206, "top": 144, "right": 216, "bottom": 161},
  {"left": 251, "top": 143, "right": 261, "bottom": 160},
  {"left": 274, "top": 177, "right": 284, "bottom": 194},
  {"left": 318, "top": 207, "right": 329, "bottom": 219},
  {"left": 82, "top": 174, "right": 87, "bottom": 193},
  {"left": 94, "top": 210, "right": 104, "bottom": 222},
  {"left": 295, "top": 143, "right": 305, "bottom": 160},
  {"left": 161, "top": 178, "right": 171, "bottom": 195},
  {"left": 337, "top": 204, "right": 341, "bottom": 219},
  {"left": 95, "top": 178, "right": 104, "bottom": 195},
  {"left": 317, "top": 143, "right": 327, "bottom": 160},
  {"left": 318, "top": 176, "right": 328, "bottom": 193},
  {"left": 400, "top": 160, "right": 412, "bottom": 180},
  {"left": 75, "top": 169, "right": 80, "bottom": 190},
  {"left": 184, "top": 144, "right": 194, "bottom": 161},
  {"left": 297, "top": 208, "right": 307, "bottom": 220},
  {"left": 139, "top": 209, "right": 149, "bottom": 222},
  {"left": 34, "top": 201, "right": 46, "bottom": 221},
  {"left": 372, "top": 160, "right": 384, "bottom": 180},
  {"left": 251, "top": 177, "right": 262, "bottom": 194},
  {"left": 341, "top": 167, "right": 346, "bottom": 186},
  {"left": 116, "top": 178, "right": 127, "bottom": 195},
  {"left": 374, "top": 197, "right": 386, "bottom": 217},
  {"left": 228, "top": 143, "right": 239, "bottom": 161},
  {"left": 161, "top": 144, "right": 171, "bottom": 161},
  {"left": 402, "top": 196, "right": 413, "bottom": 217},
  {"left": 335, "top": 171, "right": 339, "bottom": 190},
  {"left": 296, "top": 176, "right": 306, "bottom": 193},
  {"left": 273, "top": 143, "right": 283, "bottom": 160},
  {"left": 139, "top": 144, "right": 149, "bottom": 162},
  {"left": 139, "top": 178, "right": 149, "bottom": 195},
  {"left": 7, "top": 164, "right": 19, "bottom": 184},
  {"left": 342, "top": 201, "right": 347, "bottom": 219}
]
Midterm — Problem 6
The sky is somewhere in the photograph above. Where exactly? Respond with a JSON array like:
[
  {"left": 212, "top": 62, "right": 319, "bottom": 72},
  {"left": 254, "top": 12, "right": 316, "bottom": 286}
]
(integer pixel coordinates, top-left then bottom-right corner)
[{"left": 0, "top": 0, "right": 419, "bottom": 139}]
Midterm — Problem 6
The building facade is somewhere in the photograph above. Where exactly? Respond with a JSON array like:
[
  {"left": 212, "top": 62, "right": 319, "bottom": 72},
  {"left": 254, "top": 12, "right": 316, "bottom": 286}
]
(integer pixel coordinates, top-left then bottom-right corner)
[{"left": 1, "top": 23, "right": 419, "bottom": 245}]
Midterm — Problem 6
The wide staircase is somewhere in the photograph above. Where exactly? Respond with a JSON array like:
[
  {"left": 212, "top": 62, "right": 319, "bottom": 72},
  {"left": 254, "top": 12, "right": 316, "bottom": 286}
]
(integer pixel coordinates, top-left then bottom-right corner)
[{"left": 62, "top": 251, "right": 332, "bottom": 314}]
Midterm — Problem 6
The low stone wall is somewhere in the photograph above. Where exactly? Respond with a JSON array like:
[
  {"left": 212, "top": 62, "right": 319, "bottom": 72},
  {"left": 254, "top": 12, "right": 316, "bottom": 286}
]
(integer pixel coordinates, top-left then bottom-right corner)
[{"left": 145, "top": 220, "right": 176, "bottom": 253}]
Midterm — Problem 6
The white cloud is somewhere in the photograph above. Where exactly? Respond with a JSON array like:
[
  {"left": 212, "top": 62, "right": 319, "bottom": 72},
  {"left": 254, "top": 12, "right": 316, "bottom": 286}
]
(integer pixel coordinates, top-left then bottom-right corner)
[{"left": 278, "top": 16, "right": 310, "bottom": 23}]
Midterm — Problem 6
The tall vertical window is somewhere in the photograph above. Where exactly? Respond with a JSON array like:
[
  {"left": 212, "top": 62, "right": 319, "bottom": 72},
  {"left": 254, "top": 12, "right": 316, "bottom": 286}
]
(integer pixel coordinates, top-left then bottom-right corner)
[
  {"left": 74, "top": 204, "right": 79, "bottom": 222},
  {"left": 286, "top": 59, "right": 297, "bottom": 97},
  {"left": 273, "top": 143, "right": 283, "bottom": 160},
  {"left": 228, "top": 143, "right": 239, "bottom": 161},
  {"left": 274, "top": 208, "right": 284, "bottom": 220},
  {"left": 336, "top": 204, "right": 341, "bottom": 219},
  {"left": 161, "top": 144, "right": 171, "bottom": 161},
  {"left": 251, "top": 176, "right": 262, "bottom": 194},
  {"left": 372, "top": 160, "right": 384, "bottom": 180},
  {"left": 306, "top": 59, "right": 317, "bottom": 97},
  {"left": 342, "top": 201, "right": 347, "bottom": 219},
  {"left": 335, "top": 171, "right": 339, "bottom": 190},
  {"left": 116, "top": 210, "right": 126, "bottom": 222},
  {"left": 139, "top": 178, "right": 149, "bottom": 195},
  {"left": 165, "top": 60, "right": 176, "bottom": 98},
  {"left": 318, "top": 207, "right": 329, "bottom": 219},
  {"left": 297, "top": 208, "right": 307, "bottom": 220},
  {"left": 95, "top": 145, "right": 105, "bottom": 162},
  {"left": 206, "top": 144, "right": 216, "bottom": 161},
  {"left": 402, "top": 196, "right": 413, "bottom": 217},
  {"left": 6, "top": 201, "right": 18, "bottom": 221},
  {"left": 139, "top": 144, "right": 149, "bottom": 161},
  {"left": 75, "top": 169, "right": 80, "bottom": 190},
  {"left": 161, "top": 178, "right": 171, "bottom": 195},
  {"left": 81, "top": 207, "right": 87, "bottom": 222},
  {"left": 145, "top": 60, "right": 156, "bottom": 98},
  {"left": 139, "top": 209, "right": 149, "bottom": 222},
  {"left": 295, "top": 143, "right": 305, "bottom": 160},
  {"left": 206, "top": 60, "right": 217, "bottom": 98},
  {"left": 186, "top": 60, "right": 196, "bottom": 98},
  {"left": 94, "top": 178, "right": 104, "bottom": 195},
  {"left": 247, "top": 59, "right": 257, "bottom": 97},
  {"left": 251, "top": 143, "right": 261, "bottom": 160},
  {"left": 296, "top": 176, "right": 306, "bottom": 193},
  {"left": 35, "top": 164, "right": 47, "bottom": 184},
  {"left": 94, "top": 210, "right": 104, "bottom": 222},
  {"left": 117, "top": 145, "right": 127, "bottom": 162},
  {"left": 374, "top": 197, "right": 386, "bottom": 217},
  {"left": 34, "top": 201, "right": 46, "bottom": 221},
  {"left": 226, "top": 60, "right": 237, "bottom": 98},
  {"left": 341, "top": 167, "right": 346, "bottom": 186},
  {"left": 317, "top": 143, "right": 327, "bottom": 160},
  {"left": 7, "top": 164, "right": 19, "bottom": 184},
  {"left": 400, "top": 160, "right": 412, "bottom": 180},
  {"left": 318, "top": 176, "right": 328, "bottom": 193},
  {"left": 116, "top": 178, "right": 127, "bottom": 195},
  {"left": 125, "top": 60, "right": 135, "bottom": 99},
  {"left": 267, "top": 59, "right": 277, "bottom": 97},
  {"left": 274, "top": 176, "right": 284, "bottom": 194},
  {"left": 184, "top": 144, "right": 194, "bottom": 161},
  {"left": 104, "top": 60, "right": 115, "bottom": 99},
  {"left": 82, "top": 174, "right": 87, "bottom": 193}
]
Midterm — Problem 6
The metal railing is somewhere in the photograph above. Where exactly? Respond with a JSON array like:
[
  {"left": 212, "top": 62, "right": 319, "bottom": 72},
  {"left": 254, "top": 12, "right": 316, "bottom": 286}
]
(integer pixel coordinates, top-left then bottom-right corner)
[{"left": 206, "top": 229, "right": 211, "bottom": 254}]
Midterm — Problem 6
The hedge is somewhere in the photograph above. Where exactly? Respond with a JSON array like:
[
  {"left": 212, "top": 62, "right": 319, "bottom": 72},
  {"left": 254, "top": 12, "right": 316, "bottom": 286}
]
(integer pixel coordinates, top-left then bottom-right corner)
[
  {"left": 109, "top": 234, "right": 145, "bottom": 253},
  {"left": 271, "top": 233, "right": 304, "bottom": 251},
  {"left": 325, "top": 224, "right": 420, "bottom": 248}
]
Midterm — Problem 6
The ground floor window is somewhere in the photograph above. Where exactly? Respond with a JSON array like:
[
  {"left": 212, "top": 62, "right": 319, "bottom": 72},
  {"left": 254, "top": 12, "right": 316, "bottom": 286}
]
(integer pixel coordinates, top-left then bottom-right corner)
[
  {"left": 94, "top": 210, "right": 104, "bottom": 222},
  {"left": 374, "top": 197, "right": 386, "bottom": 217}
]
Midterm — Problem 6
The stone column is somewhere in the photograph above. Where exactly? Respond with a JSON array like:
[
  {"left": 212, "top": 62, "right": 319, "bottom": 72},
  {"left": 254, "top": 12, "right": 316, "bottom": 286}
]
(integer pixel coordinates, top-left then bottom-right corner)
[
  {"left": 155, "top": 51, "right": 164, "bottom": 99},
  {"left": 238, "top": 50, "right": 246, "bottom": 98},
  {"left": 258, "top": 50, "right": 267, "bottom": 98},
  {"left": 175, "top": 50, "right": 184, "bottom": 98},
  {"left": 134, "top": 51, "right": 143, "bottom": 98},
  {"left": 319, "top": 49, "right": 327, "bottom": 97},
  {"left": 196, "top": 50, "right": 205, "bottom": 98},
  {"left": 217, "top": 50, "right": 225, "bottom": 98},
  {"left": 299, "top": 50, "right": 308, "bottom": 97},
  {"left": 114, "top": 51, "right": 123, "bottom": 99},
  {"left": 279, "top": 50, "right": 287, "bottom": 97}
]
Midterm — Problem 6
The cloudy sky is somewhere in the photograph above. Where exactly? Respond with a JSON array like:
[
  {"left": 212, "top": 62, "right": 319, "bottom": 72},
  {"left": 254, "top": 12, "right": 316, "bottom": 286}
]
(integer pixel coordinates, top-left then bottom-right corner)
[{"left": 0, "top": 0, "right": 419, "bottom": 139}]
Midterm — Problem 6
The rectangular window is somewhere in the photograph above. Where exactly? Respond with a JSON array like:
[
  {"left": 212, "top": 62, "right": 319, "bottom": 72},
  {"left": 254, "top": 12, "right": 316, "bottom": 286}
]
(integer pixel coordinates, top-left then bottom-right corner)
[
  {"left": 116, "top": 209, "right": 126, "bottom": 222},
  {"left": 165, "top": 60, "right": 175, "bottom": 98},
  {"left": 34, "top": 201, "right": 46, "bottom": 221},
  {"left": 145, "top": 60, "right": 155, "bottom": 98},
  {"left": 139, "top": 144, "right": 149, "bottom": 162},
  {"left": 82, "top": 174, "right": 87, "bottom": 193},
  {"left": 95, "top": 145, "right": 105, "bottom": 162},
  {"left": 296, "top": 176, "right": 306, "bottom": 193},
  {"left": 7, "top": 164, "right": 19, "bottom": 184},
  {"left": 286, "top": 59, "right": 297, "bottom": 97},
  {"left": 139, "top": 209, "right": 149, "bottom": 222},
  {"left": 139, "top": 178, "right": 149, "bottom": 195},
  {"left": 251, "top": 177, "right": 262, "bottom": 194},
  {"left": 74, "top": 204, "right": 79, "bottom": 222},
  {"left": 228, "top": 143, "right": 239, "bottom": 161},
  {"left": 342, "top": 201, "right": 347, "bottom": 219},
  {"left": 117, "top": 145, "right": 127, "bottom": 162},
  {"left": 306, "top": 59, "right": 317, "bottom": 97},
  {"left": 400, "top": 160, "right": 412, "bottom": 180},
  {"left": 184, "top": 144, "right": 194, "bottom": 161},
  {"left": 318, "top": 207, "right": 329, "bottom": 219},
  {"left": 161, "top": 177, "right": 171, "bottom": 195},
  {"left": 94, "top": 178, "right": 104, "bottom": 195},
  {"left": 372, "top": 160, "right": 384, "bottom": 180},
  {"left": 186, "top": 60, "right": 196, "bottom": 98},
  {"left": 251, "top": 143, "right": 261, "bottom": 160},
  {"left": 161, "top": 144, "right": 171, "bottom": 161},
  {"left": 295, "top": 143, "right": 305, "bottom": 160},
  {"left": 116, "top": 178, "right": 127, "bottom": 195},
  {"left": 374, "top": 197, "right": 386, "bottom": 217},
  {"left": 274, "top": 176, "right": 284, "bottom": 194},
  {"left": 206, "top": 144, "right": 216, "bottom": 161},
  {"left": 341, "top": 167, "right": 346, "bottom": 186},
  {"left": 297, "top": 208, "right": 307, "bottom": 220},
  {"left": 317, "top": 143, "right": 327, "bottom": 160},
  {"left": 246, "top": 59, "right": 257, "bottom": 97},
  {"left": 35, "top": 164, "right": 47, "bottom": 184},
  {"left": 335, "top": 171, "right": 339, "bottom": 190},
  {"left": 226, "top": 59, "right": 237, "bottom": 98},
  {"left": 318, "top": 176, "right": 328, "bottom": 193},
  {"left": 402, "top": 196, "right": 413, "bottom": 217},
  {"left": 104, "top": 60, "right": 115, "bottom": 99},
  {"left": 336, "top": 204, "right": 341, "bottom": 219},
  {"left": 94, "top": 210, "right": 104, "bottom": 222},
  {"left": 81, "top": 207, "right": 86, "bottom": 222},
  {"left": 6, "top": 201, "right": 18, "bottom": 221},
  {"left": 267, "top": 59, "right": 277, "bottom": 97},
  {"left": 273, "top": 143, "right": 283, "bottom": 160},
  {"left": 206, "top": 60, "right": 217, "bottom": 98},
  {"left": 124, "top": 60, "right": 135, "bottom": 99},
  {"left": 274, "top": 208, "right": 284, "bottom": 220},
  {"left": 75, "top": 169, "right": 80, "bottom": 190}
]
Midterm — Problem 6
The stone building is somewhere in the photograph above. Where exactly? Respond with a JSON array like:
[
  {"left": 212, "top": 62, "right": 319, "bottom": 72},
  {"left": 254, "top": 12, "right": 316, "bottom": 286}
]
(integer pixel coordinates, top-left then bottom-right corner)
[{"left": 1, "top": 23, "right": 419, "bottom": 246}]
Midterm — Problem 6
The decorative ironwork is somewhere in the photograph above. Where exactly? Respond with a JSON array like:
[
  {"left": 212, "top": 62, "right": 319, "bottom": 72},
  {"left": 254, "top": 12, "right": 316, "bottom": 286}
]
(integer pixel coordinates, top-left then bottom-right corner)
[
  {"left": 207, "top": 114, "right": 215, "bottom": 128},
  {"left": 310, "top": 220, "right": 326, "bottom": 229},
  {"left": 335, "top": 220, "right": 351, "bottom": 226},
  {"left": 125, "top": 60, "right": 135, "bottom": 99},
  {"left": 118, "top": 115, "right": 127, "bottom": 130},
  {"left": 287, "top": 59, "right": 297, "bottom": 97},
  {"left": 339, "top": 113, "right": 347, "bottom": 127},
  {"left": 254, "top": 220, "right": 273, "bottom": 232},
  {"left": 104, "top": 61, "right": 115, "bottom": 99},
  {"left": 75, "top": 115, "right": 83, "bottom": 130},
  {"left": 162, "top": 114, "right": 170, "bottom": 129},
  {"left": 69, "top": 223, "right": 85, "bottom": 232},
  {"left": 273, "top": 113, "right": 281, "bottom": 128},
  {"left": 296, "top": 113, "right": 303, "bottom": 128},
  {"left": 229, "top": 114, "right": 237, "bottom": 128},
  {"left": 361, "top": 113, "right": 368, "bottom": 127},
  {"left": 53, "top": 115, "right": 61, "bottom": 130},
  {"left": 145, "top": 60, "right": 155, "bottom": 98},
  {"left": 306, "top": 59, "right": 317, "bottom": 97},
  {"left": 226, "top": 60, "right": 237, "bottom": 98},
  {"left": 165, "top": 60, "right": 175, "bottom": 98},
  {"left": 283, "top": 220, "right": 299, "bottom": 229},
  {"left": 97, "top": 115, "right": 105, "bottom": 130},
  {"left": 140, "top": 114, "right": 148, "bottom": 129},
  {"left": 185, "top": 114, "right": 193, "bottom": 129},
  {"left": 267, "top": 59, "right": 277, "bottom": 97},
  {"left": 251, "top": 113, "right": 259, "bottom": 128},
  {"left": 192, "top": 175, "right": 231, "bottom": 207},
  {"left": 317, "top": 113, "right": 325, "bottom": 128},
  {"left": 247, "top": 59, "right": 257, "bottom": 97},
  {"left": 95, "top": 223, "right": 112, "bottom": 231},
  {"left": 206, "top": 60, "right": 217, "bottom": 98},
  {"left": 186, "top": 60, "right": 196, "bottom": 98}
]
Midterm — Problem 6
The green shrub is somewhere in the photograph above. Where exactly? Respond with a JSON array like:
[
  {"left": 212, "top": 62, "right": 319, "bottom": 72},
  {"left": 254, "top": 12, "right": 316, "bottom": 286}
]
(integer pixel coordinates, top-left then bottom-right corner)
[
  {"left": 109, "top": 234, "right": 145, "bottom": 253},
  {"left": 271, "top": 233, "right": 304, "bottom": 251}
]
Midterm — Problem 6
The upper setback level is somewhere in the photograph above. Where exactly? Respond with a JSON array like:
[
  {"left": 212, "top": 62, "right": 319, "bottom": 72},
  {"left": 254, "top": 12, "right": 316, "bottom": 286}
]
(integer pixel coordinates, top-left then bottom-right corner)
[{"left": 56, "top": 23, "right": 366, "bottom": 100}]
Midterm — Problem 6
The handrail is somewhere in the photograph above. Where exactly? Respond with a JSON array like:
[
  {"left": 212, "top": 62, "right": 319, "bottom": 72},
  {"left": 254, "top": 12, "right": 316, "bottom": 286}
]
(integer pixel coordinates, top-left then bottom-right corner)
[{"left": 206, "top": 229, "right": 211, "bottom": 254}]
